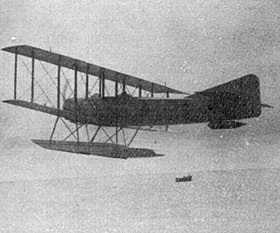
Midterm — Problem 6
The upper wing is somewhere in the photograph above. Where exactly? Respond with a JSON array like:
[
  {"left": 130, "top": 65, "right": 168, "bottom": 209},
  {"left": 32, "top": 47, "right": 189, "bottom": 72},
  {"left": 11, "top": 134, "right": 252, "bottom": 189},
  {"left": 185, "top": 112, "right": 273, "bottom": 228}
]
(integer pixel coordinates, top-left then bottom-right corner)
[{"left": 2, "top": 45, "right": 185, "bottom": 94}]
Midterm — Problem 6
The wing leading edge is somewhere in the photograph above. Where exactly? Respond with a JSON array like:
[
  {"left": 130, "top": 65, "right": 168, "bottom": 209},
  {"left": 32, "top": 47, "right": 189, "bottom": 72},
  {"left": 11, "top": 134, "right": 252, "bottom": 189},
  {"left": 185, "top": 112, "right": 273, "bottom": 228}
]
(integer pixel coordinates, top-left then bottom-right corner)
[{"left": 2, "top": 45, "right": 186, "bottom": 94}]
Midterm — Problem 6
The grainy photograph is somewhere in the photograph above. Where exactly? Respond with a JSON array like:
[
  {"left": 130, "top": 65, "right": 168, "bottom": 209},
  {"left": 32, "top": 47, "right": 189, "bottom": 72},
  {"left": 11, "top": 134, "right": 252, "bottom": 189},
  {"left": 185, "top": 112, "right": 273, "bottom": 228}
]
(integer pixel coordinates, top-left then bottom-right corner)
[{"left": 1, "top": 0, "right": 280, "bottom": 232}]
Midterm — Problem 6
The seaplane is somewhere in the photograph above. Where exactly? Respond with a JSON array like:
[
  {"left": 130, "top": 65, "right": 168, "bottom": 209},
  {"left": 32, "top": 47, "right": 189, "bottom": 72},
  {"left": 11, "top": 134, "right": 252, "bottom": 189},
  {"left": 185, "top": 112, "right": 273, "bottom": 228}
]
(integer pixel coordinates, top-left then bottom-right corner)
[{"left": 2, "top": 45, "right": 272, "bottom": 159}]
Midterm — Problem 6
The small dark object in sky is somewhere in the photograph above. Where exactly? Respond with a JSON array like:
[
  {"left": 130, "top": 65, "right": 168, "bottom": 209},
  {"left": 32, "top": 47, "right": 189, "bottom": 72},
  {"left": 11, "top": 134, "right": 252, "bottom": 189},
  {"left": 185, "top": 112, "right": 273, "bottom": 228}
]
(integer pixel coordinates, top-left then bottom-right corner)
[{"left": 176, "top": 175, "right": 192, "bottom": 182}]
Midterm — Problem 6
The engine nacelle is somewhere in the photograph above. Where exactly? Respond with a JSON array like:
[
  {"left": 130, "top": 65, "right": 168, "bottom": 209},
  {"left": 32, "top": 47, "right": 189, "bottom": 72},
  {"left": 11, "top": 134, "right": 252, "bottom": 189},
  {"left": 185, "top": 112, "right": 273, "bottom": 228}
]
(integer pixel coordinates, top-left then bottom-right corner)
[{"left": 208, "top": 121, "right": 246, "bottom": 129}]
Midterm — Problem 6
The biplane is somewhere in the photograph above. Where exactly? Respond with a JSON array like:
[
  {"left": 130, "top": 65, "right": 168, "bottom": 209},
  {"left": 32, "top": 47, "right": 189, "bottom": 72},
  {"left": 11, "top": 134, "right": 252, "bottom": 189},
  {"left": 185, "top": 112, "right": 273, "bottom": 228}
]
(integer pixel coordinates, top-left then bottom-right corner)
[{"left": 2, "top": 45, "right": 272, "bottom": 159}]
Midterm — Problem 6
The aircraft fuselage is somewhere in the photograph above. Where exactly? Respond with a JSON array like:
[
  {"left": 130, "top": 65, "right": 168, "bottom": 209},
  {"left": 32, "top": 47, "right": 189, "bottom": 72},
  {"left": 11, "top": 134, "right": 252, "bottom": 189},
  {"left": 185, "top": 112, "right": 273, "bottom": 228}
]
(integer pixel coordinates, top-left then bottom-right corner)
[{"left": 62, "top": 92, "right": 261, "bottom": 127}]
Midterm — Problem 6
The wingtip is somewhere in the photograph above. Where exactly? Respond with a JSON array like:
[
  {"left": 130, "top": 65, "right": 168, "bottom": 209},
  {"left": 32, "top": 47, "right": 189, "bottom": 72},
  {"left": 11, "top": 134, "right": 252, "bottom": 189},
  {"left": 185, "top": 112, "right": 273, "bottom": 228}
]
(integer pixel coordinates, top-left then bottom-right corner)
[
  {"left": 2, "top": 45, "right": 16, "bottom": 52},
  {"left": 2, "top": 99, "right": 13, "bottom": 104},
  {"left": 1, "top": 46, "right": 10, "bottom": 52},
  {"left": 2, "top": 45, "right": 27, "bottom": 52}
]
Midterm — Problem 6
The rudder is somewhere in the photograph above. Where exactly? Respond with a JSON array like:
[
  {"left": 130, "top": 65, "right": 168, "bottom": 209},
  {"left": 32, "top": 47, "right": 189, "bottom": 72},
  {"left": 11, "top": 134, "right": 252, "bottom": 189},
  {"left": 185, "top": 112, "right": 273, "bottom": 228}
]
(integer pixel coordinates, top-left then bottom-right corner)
[{"left": 196, "top": 74, "right": 261, "bottom": 121}]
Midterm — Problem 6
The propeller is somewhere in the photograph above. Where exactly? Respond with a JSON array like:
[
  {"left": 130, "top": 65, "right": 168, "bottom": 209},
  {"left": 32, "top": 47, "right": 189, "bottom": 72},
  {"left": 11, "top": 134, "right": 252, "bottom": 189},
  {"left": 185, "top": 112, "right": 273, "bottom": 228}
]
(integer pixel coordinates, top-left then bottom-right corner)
[
  {"left": 61, "top": 79, "right": 74, "bottom": 111},
  {"left": 62, "top": 80, "right": 69, "bottom": 102}
]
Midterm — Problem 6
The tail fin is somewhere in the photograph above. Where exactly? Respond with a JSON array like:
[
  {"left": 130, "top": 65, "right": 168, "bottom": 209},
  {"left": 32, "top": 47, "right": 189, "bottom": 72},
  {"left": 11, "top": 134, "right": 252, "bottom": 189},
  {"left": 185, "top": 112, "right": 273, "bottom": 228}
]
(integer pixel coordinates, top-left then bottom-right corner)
[
  {"left": 197, "top": 74, "right": 260, "bottom": 97},
  {"left": 195, "top": 74, "right": 262, "bottom": 121}
]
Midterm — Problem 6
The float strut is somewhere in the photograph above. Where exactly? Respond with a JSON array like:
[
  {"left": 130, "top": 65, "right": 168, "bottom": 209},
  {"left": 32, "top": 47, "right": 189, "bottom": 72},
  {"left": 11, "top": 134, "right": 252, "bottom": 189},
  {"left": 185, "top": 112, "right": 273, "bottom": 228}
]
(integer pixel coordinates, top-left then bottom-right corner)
[
  {"left": 91, "top": 126, "right": 101, "bottom": 142},
  {"left": 50, "top": 117, "right": 60, "bottom": 141},
  {"left": 128, "top": 128, "right": 140, "bottom": 147}
]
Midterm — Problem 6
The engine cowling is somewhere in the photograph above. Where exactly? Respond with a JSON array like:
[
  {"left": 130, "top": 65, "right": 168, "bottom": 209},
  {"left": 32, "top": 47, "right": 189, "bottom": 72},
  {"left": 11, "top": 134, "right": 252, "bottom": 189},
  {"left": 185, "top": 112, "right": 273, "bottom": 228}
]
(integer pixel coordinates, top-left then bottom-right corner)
[{"left": 208, "top": 121, "right": 246, "bottom": 129}]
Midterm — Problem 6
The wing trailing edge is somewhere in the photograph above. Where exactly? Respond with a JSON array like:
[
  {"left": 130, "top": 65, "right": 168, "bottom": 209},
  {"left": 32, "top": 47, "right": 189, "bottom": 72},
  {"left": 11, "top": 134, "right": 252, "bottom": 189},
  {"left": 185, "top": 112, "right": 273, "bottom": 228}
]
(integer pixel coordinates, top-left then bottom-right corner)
[
  {"left": 2, "top": 99, "right": 92, "bottom": 123},
  {"left": 3, "top": 99, "right": 72, "bottom": 118}
]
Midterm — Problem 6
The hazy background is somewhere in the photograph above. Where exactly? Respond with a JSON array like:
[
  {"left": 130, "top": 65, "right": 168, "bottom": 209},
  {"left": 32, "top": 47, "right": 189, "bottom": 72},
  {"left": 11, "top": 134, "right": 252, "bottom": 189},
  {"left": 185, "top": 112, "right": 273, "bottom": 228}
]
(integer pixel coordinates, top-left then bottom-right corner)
[{"left": 1, "top": 0, "right": 280, "bottom": 232}]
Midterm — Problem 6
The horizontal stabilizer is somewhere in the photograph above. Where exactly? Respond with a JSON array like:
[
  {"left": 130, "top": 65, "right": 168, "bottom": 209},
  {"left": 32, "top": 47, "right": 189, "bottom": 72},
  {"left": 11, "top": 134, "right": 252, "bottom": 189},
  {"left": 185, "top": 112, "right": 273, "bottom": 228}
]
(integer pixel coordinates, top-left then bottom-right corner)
[
  {"left": 208, "top": 121, "right": 246, "bottom": 129},
  {"left": 261, "top": 103, "right": 273, "bottom": 108},
  {"left": 32, "top": 140, "right": 164, "bottom": 159}
]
